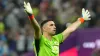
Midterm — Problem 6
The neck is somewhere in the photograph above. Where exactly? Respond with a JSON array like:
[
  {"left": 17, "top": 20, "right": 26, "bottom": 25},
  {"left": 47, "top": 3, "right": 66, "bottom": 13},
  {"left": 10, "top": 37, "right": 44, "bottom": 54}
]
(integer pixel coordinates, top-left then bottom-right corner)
[{"left": 43, "top": 32, "right": 52, "bottom": 40}]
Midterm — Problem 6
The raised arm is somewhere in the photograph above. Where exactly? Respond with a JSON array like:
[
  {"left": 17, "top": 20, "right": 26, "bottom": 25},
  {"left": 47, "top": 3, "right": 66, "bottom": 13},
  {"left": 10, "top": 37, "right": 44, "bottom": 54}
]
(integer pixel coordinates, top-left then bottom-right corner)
[
  {"left": 24, "top": 2, "right": 41, "bottom": 39},
  {"left": 62, "top": 8, "right": 91, "bottom": 41}
]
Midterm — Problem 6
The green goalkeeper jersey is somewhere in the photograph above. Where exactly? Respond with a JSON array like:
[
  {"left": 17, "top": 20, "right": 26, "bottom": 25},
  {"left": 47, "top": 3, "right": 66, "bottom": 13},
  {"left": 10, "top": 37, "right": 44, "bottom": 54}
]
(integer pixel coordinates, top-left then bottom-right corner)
[{"left": 33, "top": 33, "right": 63, "bottom": 56}]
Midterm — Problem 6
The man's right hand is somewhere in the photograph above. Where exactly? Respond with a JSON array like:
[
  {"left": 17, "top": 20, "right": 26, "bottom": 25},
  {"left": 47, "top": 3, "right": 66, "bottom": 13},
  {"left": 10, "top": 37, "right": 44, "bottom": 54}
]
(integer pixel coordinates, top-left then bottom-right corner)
[{"left": 24, "top": 1, "right": 33, "bottom": 15}]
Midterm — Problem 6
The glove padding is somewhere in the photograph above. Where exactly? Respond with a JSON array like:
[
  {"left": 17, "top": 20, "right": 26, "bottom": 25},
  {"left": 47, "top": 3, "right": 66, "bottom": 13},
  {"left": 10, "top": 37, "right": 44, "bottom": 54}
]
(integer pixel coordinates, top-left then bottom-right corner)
[
  {"left": 24, "top": 1, "right": 33, "bottom": 15},
  {"left": 82, "top": 8, "right": 91, "bottom": 20}
]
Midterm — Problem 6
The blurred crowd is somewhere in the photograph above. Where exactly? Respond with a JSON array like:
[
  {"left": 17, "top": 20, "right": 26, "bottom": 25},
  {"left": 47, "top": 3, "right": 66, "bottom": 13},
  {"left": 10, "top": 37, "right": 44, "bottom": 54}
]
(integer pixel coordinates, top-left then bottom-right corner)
[{"left": 0, "top": 0, "right": 100, "bottom": 56}]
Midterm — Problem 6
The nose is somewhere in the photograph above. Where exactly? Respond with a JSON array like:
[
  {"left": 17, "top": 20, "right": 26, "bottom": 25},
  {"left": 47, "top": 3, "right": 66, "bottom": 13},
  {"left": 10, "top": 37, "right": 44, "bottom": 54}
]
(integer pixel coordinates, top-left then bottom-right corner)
[{"left": 54, "top": 25, "right": 56, "bottom": 29}]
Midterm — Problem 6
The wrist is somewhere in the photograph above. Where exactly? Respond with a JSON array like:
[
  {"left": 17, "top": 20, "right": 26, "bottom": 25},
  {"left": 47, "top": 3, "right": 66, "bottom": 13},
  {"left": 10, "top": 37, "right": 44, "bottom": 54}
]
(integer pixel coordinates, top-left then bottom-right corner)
[
  {"left": 28, "top": 14, "right": 34, "bottom": 20},
  {"left": 78, "top": 17, "right": 84, "bottom": 23}
]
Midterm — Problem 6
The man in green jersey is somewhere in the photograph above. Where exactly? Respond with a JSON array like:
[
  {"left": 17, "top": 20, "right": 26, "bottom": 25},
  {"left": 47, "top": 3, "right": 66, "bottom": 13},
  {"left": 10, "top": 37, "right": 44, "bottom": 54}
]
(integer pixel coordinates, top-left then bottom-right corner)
[{"left": 24, "top": 1, "right": 91, "bottom": 56}]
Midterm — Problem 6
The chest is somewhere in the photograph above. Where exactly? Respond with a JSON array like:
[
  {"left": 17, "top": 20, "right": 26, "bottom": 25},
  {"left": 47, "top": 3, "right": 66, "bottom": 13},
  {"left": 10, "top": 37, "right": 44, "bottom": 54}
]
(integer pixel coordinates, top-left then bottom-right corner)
[
  {"left": 43, "top": 39, "right": 60, "bottom": 53},
  {"left": 43, "top": 38, "right": 59, "bottom": 47}
]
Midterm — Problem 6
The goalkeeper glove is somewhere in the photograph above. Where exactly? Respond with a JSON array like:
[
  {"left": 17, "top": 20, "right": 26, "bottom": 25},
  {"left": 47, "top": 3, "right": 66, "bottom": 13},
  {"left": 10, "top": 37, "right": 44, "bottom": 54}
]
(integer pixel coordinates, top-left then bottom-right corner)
[
  {"left": 24, "top": 1, "right": 34, "bottom": 19},
  {"left": 79, "top": 8, "right": 91, "bottom": 23}
]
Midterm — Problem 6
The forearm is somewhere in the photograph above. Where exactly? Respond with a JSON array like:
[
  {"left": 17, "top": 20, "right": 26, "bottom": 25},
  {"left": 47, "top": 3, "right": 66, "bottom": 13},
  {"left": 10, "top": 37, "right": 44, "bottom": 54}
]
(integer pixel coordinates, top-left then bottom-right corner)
[
  {"left": 62, "top": 18, "right": 83, "bottom": 41},
  {"left": 28, "top": 15, "right": 41, "bottom": 39},
  {"left": 28, "top": 16, "right": 40, "bottom": 30},
  {"left": 66, "top": 20, "right": 81, "bottom": 32}
]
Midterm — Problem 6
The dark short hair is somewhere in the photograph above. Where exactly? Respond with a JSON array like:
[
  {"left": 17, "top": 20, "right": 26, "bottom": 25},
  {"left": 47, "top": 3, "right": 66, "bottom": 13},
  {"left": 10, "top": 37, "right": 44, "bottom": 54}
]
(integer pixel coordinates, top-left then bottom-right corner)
[{"left": 41, "top": 19, "right": 53, "bottom": 28}]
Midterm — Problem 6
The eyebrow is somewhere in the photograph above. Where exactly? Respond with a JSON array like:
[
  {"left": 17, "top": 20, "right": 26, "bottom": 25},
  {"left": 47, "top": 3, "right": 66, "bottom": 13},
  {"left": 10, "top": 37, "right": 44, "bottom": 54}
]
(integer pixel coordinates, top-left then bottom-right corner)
[{"left": 50, "top": 23, "right": 55, "bottom": 25}]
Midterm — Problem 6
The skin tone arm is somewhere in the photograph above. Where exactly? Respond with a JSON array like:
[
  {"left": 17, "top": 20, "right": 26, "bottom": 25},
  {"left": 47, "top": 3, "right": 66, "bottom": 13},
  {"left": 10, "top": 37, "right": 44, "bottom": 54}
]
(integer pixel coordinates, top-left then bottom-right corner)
[
  {"left": 24, "top": 2, "right": 41, "bottom": 39},
  {"left": 62, "top": 8, "right": 91, "bottom": 41},
  {"left": 29, "top": 18, "right": 42, "bottom": 39},
  {"left": 62, "top": 19, "right": 81, "bottom": 41}
]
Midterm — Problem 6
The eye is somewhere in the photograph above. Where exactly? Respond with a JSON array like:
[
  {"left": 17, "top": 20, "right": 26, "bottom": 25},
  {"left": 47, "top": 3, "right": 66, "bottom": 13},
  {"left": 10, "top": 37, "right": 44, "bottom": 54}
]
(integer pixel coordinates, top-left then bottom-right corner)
[
  {"left": 50, "top": 24, "right": 53, "bottom": 26},
  {"left": 50, "top": 24, "right": 56, "bottom": 27}
]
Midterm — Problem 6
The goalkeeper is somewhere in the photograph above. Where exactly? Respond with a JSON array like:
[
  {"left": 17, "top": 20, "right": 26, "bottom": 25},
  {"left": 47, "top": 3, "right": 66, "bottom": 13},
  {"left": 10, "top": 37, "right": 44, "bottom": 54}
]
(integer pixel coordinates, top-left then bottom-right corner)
[{"left": 24, "top": 1, "right": 91, "bottom": 56}]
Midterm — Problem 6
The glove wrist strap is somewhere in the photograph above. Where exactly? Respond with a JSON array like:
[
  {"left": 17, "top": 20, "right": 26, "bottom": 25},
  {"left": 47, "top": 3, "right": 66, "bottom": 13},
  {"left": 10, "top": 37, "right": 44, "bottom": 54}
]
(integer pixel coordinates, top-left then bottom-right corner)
[
  {"left": 28, "top": 14, "right": 34, "bottom": 20},
  {"left": 79, "top": 17, "right": 84, "bottom": 23}
]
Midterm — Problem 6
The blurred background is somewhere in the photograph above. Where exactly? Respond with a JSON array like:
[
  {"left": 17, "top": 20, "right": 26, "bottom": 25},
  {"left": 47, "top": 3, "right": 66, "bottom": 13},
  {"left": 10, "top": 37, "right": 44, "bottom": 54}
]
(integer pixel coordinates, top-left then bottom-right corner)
[{"left": 0, "top": 0, "right": 100, "bottom": 56}]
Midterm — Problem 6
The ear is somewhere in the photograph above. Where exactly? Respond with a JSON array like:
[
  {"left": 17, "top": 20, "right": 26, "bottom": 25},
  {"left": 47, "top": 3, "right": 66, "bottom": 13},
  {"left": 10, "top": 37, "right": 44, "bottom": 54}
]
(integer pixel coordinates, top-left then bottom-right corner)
[
  {"left": 42, "top": 22, "right": 48, "bottom": 32},
  {"left": 42, "top": 26, "right": 45, "bottom": 31}
]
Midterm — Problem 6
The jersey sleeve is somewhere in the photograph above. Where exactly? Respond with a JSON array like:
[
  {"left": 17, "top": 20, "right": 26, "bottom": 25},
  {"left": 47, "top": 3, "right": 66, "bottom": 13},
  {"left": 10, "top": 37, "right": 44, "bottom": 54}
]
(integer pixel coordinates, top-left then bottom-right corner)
[{"left": 54, "top": 33, "right": 64, "bottom": 44}]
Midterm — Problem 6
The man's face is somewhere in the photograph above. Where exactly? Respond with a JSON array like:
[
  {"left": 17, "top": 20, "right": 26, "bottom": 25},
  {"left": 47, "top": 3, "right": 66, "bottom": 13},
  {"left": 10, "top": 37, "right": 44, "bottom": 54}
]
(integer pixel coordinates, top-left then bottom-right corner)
[{"left": 43, "top": 21, "right": 56, "bottom": 35}]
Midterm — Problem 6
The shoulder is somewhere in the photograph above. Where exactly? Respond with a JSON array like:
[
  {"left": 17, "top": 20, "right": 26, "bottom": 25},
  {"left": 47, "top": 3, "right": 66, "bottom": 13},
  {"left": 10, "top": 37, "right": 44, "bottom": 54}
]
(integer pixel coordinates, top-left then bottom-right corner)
[
  {"left": 53, "top": 33, "right": 63, "bottom": 37},
  {"left": 53, "top": 33, "right": 62, "bottom": 39}
]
